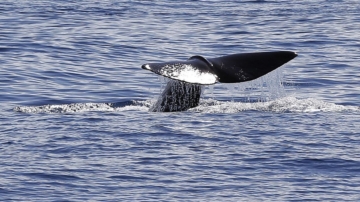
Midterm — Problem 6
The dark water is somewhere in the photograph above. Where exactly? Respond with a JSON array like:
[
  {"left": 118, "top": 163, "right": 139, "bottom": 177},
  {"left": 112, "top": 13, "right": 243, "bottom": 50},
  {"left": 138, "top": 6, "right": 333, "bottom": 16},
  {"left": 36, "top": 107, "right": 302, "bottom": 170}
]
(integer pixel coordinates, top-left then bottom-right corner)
[{"left": 1, "top": 0, "right": 360, "bottom": 201}]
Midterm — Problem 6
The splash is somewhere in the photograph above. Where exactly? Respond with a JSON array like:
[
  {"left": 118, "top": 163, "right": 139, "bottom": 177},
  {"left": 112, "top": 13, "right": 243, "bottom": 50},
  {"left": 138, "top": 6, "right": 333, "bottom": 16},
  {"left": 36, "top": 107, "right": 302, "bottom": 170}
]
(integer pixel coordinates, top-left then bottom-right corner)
[
  {"left": 13, "top": 97, "right": 358, "bottom": 114},
  {"left": 221, "top": 66, "right": 288, "bottom": 102},
  {"left": 150, "top": 79, "right": 203, "bottom": 112},
  {"left": 192, "top": 97, "right": 359, "bottom": 113}
]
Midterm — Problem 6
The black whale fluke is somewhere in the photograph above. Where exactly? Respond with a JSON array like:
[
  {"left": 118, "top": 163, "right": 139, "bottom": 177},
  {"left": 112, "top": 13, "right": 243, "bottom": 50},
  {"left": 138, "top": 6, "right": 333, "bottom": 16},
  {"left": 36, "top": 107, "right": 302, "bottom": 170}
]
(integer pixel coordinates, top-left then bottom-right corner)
[
  {"left": 141, "top": 51, "right": 297, "bottom": 112},
  {"left": 142, "top": 51, "right": 297, "bottom": 85},
  {"left": 208, "top": 51, "right": 297, "bottom": 83}
]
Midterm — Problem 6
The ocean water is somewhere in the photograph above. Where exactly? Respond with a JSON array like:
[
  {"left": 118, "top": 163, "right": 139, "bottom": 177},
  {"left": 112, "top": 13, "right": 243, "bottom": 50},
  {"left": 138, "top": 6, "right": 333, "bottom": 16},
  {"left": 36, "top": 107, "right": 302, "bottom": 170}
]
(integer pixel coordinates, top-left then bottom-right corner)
[{"left": 1, "top": 0, "right": 360, "bottom": 201}]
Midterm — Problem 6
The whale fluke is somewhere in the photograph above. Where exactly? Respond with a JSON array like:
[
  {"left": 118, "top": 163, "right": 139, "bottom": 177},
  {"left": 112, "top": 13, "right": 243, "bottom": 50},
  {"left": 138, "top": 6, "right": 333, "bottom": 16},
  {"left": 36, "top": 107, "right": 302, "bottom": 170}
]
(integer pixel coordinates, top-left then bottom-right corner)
[
  {"left": 142, "top": 51, "right": 297, "bottom": 85},
  {"left": 142, "top": 51, "right": 297, "bottom": 112}
]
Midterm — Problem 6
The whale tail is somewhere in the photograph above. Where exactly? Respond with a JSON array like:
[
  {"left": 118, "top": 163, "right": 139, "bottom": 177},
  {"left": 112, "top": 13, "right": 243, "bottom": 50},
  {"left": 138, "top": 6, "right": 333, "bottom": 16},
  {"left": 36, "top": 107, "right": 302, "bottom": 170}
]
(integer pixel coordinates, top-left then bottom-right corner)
[
  {"left": 142, "top": 51, "right": 298, "bottom": 112},
  {"left": 142, "top": 51, "right": 297, "bottom": 85}
]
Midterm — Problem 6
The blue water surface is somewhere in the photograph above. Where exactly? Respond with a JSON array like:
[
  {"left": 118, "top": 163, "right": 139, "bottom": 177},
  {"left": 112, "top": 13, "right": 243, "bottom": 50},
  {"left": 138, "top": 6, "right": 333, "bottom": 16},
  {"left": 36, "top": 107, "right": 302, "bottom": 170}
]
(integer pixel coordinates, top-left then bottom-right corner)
[{"left": 1, "top": 0, "right": 360, "bottom": 201}]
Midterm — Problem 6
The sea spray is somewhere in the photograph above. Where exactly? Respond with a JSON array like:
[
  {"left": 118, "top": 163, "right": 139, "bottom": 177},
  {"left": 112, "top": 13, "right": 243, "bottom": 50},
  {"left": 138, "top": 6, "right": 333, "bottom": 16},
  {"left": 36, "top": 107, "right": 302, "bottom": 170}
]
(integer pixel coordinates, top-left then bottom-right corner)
[
  {"left": 150, "top": 79, "right": 203, "bottom": 112},
  {"left": 223, "top": 66, "right": 286, "bottom": 102}
]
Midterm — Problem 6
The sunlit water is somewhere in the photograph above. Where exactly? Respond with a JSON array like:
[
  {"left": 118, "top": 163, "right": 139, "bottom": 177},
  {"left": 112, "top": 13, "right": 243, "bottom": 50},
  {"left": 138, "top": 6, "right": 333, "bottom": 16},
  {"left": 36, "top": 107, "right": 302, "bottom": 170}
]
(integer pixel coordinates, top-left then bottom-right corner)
[{"left": 1, "top": 0, "right": 360, "bottom": 201}]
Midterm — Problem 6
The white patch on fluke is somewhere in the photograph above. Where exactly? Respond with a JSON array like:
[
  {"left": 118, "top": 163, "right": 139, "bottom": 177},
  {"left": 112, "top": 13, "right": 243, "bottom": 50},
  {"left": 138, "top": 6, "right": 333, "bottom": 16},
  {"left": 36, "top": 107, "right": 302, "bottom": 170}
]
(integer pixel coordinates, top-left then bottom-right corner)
[
  {"left": 159, "top": 64, "right": 217, "bottom": 84},
  {"left": 143, "top": 64, "right": 151, "bottom": 70}
]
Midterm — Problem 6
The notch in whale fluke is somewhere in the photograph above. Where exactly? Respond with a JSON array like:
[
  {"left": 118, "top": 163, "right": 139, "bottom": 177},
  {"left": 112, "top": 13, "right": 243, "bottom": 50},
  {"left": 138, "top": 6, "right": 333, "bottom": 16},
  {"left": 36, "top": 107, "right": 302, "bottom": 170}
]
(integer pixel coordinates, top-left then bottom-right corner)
[{"left": 141, "top": 51, "right": 297, "bottom": 85}]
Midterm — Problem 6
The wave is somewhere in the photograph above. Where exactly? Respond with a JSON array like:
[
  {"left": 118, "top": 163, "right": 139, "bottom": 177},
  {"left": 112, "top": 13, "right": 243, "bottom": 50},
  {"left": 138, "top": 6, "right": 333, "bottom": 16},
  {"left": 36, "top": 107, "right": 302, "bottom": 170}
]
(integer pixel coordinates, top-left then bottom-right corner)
[{"left": 13, "top": 97, "right": 358, "bottom": 114}]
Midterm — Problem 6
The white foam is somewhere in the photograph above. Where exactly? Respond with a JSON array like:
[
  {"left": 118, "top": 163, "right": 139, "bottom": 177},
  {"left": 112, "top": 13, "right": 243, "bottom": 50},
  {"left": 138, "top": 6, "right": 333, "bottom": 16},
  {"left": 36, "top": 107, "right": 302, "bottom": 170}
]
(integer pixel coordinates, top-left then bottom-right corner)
[
  {"left": 13, "top": 101, "right": 151, "bottom": 113},
  {"left": 13, "top": 97, "right": 359, "bottom": 114},
  {"left": 264, "top": 97, "right": 359, "bottom": 113},
  {"left": 191, "top": 96, "right": 359, "bottom": 113}
]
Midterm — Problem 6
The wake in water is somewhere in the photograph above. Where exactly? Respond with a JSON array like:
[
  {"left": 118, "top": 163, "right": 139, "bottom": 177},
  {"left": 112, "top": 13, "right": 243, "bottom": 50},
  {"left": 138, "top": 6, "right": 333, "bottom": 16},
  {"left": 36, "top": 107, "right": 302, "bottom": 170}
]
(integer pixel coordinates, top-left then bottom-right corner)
[
  {"left": 13, "top": 101, "right": 151, "bottom": 113},
  {"left": 193, "top": 97, "right": 359, "bottom": 113},
  {"left": 13, "top": 97, "right": 359, "bottom": 114}
]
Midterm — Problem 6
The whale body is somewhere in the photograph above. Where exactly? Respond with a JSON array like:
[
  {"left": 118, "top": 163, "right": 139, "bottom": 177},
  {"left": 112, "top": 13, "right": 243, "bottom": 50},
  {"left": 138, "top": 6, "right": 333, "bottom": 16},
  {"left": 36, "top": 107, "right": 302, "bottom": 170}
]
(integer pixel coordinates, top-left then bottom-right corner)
[{"left": 142, "top": 51, "right": 297, "bottom": 112}]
